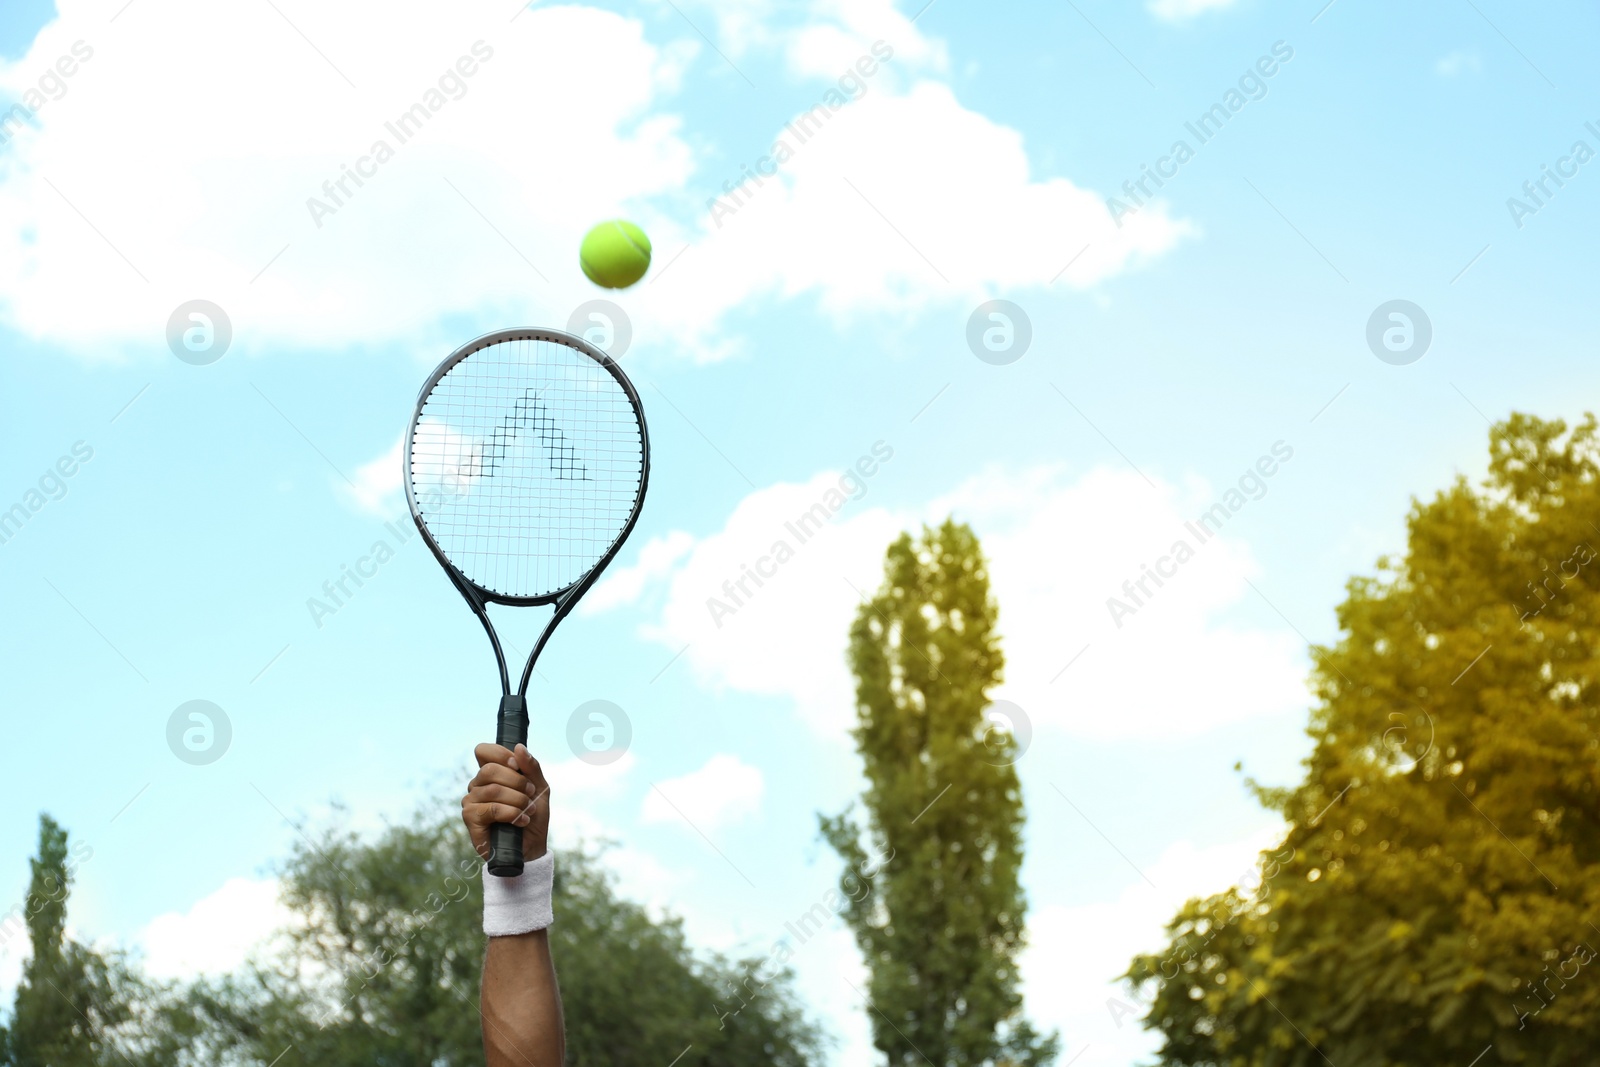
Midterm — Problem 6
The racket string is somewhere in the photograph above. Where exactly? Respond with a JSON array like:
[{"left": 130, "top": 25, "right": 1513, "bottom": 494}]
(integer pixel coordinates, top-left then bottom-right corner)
[{"left": 408, "top": 336, "right": 645, "bottom": 599}]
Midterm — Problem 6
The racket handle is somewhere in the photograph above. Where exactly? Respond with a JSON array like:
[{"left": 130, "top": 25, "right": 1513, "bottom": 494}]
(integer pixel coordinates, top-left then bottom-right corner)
[{"left": 488, "top": 694, "right": 530, "bottom": 878}]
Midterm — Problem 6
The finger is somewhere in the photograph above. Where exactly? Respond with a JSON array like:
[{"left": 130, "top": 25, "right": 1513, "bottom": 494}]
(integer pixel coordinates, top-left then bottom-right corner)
[
  {"left": 466, "top": 784, "right": 537, "bottom": 812},
  {"left": 474, "top": 743, "right": 513, "bottom": 769},
  {"left": 513, "top": 745, "right": 551, "bottom": 800},
  {"left": 463, "top": 802, "right": 532, "bottom": 828},
  {"left": 470, "top": 763, "right": 530, "bottom": 793}
]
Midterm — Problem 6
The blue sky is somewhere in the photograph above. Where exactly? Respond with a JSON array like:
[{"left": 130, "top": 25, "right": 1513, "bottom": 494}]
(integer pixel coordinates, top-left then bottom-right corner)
[{"left": 1, "top": 0, "right": 1597, "bottom": 1063}]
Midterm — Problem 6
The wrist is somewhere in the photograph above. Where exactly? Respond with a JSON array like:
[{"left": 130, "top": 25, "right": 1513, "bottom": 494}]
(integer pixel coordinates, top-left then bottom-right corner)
[{"left": 483, "top": 851, "right": 554, "bottom": 936}]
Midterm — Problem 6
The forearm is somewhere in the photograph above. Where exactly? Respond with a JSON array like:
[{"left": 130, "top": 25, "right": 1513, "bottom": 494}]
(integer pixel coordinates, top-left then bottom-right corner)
[
  {"left": 482, "top": 930, "right": 565, "bottom": 1067},
  {"left": 466, "top": 746, "right": 561, "bottom": 1065}
]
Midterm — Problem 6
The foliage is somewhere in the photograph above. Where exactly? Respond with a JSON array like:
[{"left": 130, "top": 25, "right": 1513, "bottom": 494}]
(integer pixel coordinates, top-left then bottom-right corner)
[
  {"left": 0, "top": 815, "right": 188, "bottom": 1067},
  {"left": 823, "top": 519, "right": 1057, "bottom": 1067},
  {"left": 178, "top": 803, "right": 822, "bottom": 1067},
  {"left": 1127, "top": 414, "right": 1600, "bottom": 1064},
  {"left": 2, "top": 805, "right": 821, "bottom": 1067}
]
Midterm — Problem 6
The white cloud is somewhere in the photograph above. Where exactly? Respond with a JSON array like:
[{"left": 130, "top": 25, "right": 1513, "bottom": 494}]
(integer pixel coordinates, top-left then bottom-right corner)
[
  {"left": 667, "top": 0, "right": 947, "bottom": 76},
  {"left": 1148, "top": 0, "right": 1238, "bottom": 20},
  {"left": 543, "top": 748, "right": 637, "bottom": 799},
  {"left": 594, "top": 840, "right": 692, "bottom": 919},
  {"left": 642, "top": 753, "right": 765, "bottom": 832},
  {"left": 792, "top": 923, "right": 875, "bottom": 1067},
  {"left": 680, "top": 79, "right": 1193, "bottom": 334},
  {"left": 5, "top": 879, "right": 294, "bottom": 998},
  {"left": 344, "top": 435, "right": 403, "bottom": 515},
  {"left": 535, "top": 752, "right": 703, "bottom": 927},
  {"left": 135, "top": 877, "right": 294, "bottom": 980},
  {"left": 0, "top": 1, "right": 1189, "bottom": 362},
  {"left": 0, "top": 878, "right": 292, "bottom": 1002},
  {"left": 590, "top": 463, "right": 905, "bottom": 735},
  {"left": 596, "top": 461, "right": 1308, "bottom": 741},
  {"left": 1020, "top": 825, "right": 1286, "bottom": 1067},
  {"left": 932, "top": 464, "right": 1307, "bottom": 741},
  {"left": 580, "top": 530, "right": 695, "bottom": 615},
  {"left": 1435, "top": 51, "right": 1482, "bottom": 77},
  {"left": 550, "top": 800, "right": 691, "bottom": 919},
  {"left": 0, "top": 1, "right": 692, "bottom": 357}
]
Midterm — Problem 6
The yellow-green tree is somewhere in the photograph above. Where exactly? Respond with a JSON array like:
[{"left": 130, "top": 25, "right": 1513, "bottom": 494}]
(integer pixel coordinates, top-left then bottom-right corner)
[
  {"left": 823, "top": 520, "right": 1056, "bottom": 1066},
  {"left": 1128, "top": 414, "right": 1600, "bottom": 1064}
]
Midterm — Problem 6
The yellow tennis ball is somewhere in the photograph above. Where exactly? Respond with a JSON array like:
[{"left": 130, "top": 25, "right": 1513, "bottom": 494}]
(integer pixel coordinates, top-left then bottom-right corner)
[{"left": 579, "top": 220, "right": 652, "bottom": 289}]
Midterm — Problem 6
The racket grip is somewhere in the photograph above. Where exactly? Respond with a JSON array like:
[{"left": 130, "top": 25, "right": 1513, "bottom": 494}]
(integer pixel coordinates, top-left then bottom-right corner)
[{"left": 488, "top": 694, "right": 530, "bottom": 878}]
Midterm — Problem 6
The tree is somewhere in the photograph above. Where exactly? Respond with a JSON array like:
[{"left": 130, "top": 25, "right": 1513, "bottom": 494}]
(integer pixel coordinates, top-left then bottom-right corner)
[
  {"left": 0, "top": 815, "right": 171, "bottom": 1067},
  {"left": 180, "top": 801, "right": 821, "bottom": 1067},
  {"left": 823, "top": 519, "right": 1057, "bottom": 1067},
  {"left": 1127, "top": 413, "right": 1600, "bottom": 1064}
]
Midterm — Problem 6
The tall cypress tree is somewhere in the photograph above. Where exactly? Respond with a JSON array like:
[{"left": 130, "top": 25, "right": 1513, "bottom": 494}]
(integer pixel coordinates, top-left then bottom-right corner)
[
  {"left": 1, "top": 815, "right": 129, "bottom": 1067},
  {"left": 823, "top": 520, "right": 1056, "bottom": 1067}
]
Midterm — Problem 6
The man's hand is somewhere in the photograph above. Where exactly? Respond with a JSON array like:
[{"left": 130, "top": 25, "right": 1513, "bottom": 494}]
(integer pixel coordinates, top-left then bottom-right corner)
[
  {"left": 467, "top": 744, "right": 566, "bottom": 1066},
  {"left": 463, "top": 743, "right": 550, "bottom": 862}
]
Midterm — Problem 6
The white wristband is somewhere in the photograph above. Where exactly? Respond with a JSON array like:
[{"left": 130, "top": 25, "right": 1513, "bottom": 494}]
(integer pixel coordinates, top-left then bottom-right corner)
[{"left": 483, "top": 852, "right": 554, "bottom": 936}]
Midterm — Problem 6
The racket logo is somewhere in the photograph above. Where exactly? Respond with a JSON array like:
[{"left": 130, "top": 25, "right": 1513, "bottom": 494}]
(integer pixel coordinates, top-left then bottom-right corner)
[
  {"left": 411, "top": 389, "right": 590, "bottom": 509},
  {"left": 475, "top": 389, "right": 589, "bottom": 482}
]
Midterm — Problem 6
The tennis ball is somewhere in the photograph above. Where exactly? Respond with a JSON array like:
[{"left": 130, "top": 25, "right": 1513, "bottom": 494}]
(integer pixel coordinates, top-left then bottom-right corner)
[{"left": 579, "top": 220, "right": 652, "bottom": 289}]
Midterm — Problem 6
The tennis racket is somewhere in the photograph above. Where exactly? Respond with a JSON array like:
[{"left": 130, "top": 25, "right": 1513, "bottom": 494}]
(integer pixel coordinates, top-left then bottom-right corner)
[{"left": 404, "top": 327, "right": 650, "bottom": 876}]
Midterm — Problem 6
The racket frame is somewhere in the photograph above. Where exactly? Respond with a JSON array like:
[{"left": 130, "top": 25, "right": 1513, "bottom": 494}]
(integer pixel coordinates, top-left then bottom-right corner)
[{"left": 403, "top": 326, "right": 650, "bottom": 875}]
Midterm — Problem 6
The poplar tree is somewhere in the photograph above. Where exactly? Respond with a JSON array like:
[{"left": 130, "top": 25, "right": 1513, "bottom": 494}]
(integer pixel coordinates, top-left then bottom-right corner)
[{"left": 823, "top": 520, "right": 1057, "bottom": 1066}]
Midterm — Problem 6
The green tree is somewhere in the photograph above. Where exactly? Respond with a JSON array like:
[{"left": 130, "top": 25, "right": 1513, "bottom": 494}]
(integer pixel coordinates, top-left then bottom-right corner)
[
  {"left": 823, "top": 520, "right": 1057, "bottom": 1067},
  {"left": 181, "top": 801, "right": 821, "bottom": 1067},
  {"left": 1127, "top": 413, "right": 1600, "bottom": 1064},
  {"left": 0, "top": 815, "right": 170, "bottom": 1067}
]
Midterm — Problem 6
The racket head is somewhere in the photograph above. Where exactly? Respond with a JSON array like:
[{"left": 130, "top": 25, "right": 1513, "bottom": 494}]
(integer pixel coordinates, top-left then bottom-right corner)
[{"left": 403, "top": 327, "right": 650, "bottom": 607}]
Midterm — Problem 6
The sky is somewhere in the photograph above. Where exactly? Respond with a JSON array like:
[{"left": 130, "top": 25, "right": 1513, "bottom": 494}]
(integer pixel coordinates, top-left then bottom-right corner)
[{"left": 0, "top": 0, "right": 1596, "bottom": 1064}]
